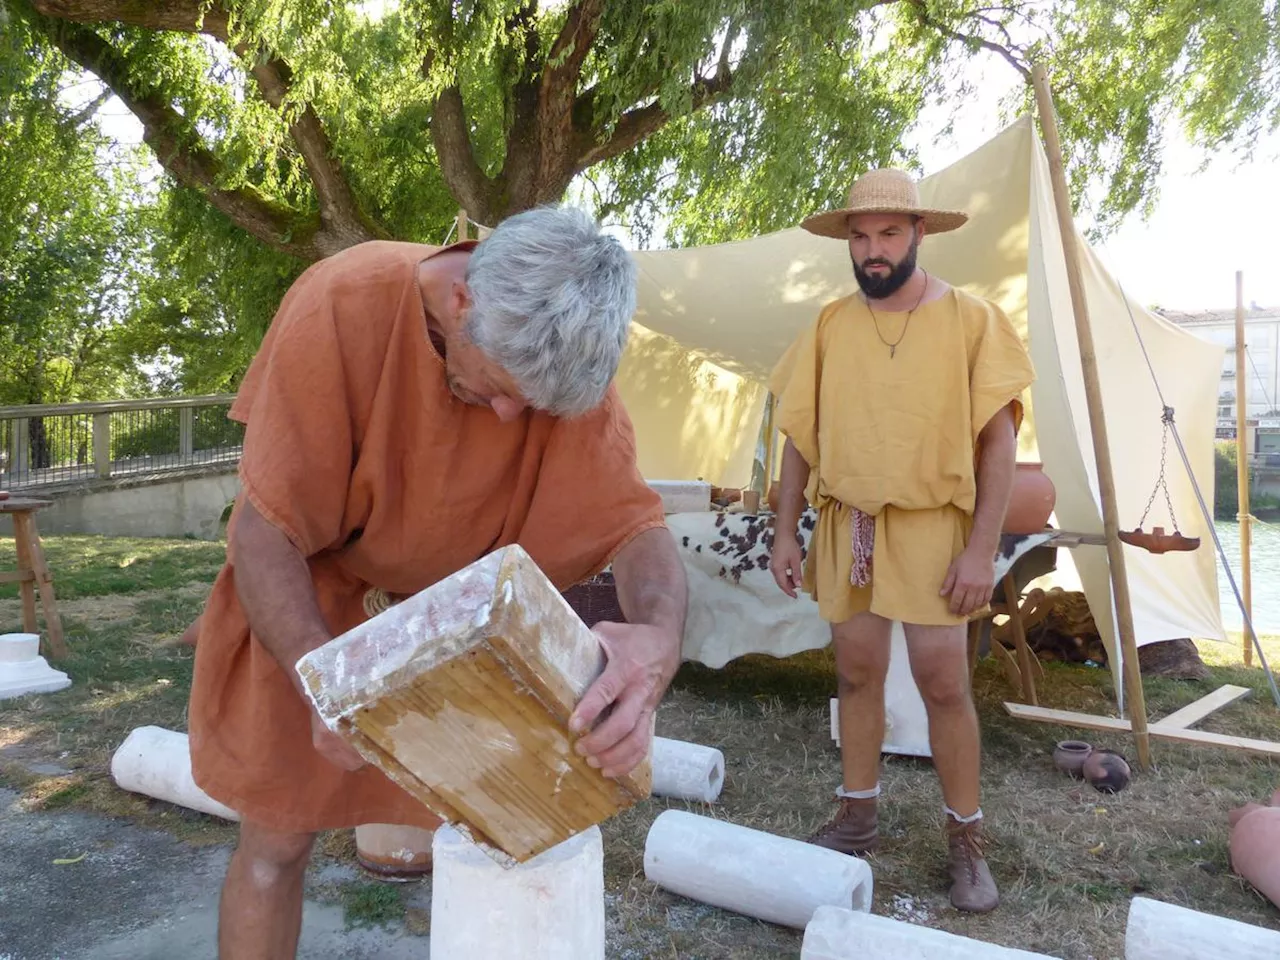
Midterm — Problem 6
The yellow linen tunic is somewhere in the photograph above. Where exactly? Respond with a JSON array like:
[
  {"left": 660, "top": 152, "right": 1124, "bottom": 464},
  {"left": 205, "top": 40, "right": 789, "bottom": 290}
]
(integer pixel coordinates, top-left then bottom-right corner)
[{"left": 769, "top": 287, "right": 1035, "bottom": 626}]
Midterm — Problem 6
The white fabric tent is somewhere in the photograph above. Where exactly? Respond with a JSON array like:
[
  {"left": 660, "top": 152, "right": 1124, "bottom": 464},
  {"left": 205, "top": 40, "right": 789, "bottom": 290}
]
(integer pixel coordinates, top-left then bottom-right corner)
[{"left": 615, "top": 115, "right": 1227, "bottom": 697}]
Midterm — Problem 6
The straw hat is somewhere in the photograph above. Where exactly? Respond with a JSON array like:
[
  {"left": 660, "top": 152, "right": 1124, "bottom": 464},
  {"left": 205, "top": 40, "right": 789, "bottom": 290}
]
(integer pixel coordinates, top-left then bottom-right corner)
[{"left": 801, "top": 168, "right": 968, "bottom": 239}]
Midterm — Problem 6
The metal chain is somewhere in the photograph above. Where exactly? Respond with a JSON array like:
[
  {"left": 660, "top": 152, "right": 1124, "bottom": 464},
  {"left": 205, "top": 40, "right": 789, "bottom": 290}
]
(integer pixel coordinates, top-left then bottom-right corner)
[{"left": 1137, "top": 406, "right": 1181, "bottom": 530}]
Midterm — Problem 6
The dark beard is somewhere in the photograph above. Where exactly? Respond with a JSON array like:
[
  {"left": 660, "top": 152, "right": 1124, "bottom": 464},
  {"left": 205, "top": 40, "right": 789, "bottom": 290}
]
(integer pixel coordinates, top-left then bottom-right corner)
[{"left": 852, "top": 238, "right": 919, "bottom": 299}]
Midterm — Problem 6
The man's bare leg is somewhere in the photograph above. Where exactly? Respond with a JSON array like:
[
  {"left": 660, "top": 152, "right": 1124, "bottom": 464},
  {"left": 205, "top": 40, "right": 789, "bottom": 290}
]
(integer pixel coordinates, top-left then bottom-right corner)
[
  {"left": 904, "top": 621, "right": 998, "bottom": 913},
  {"left": 219, "top": 820, "right": 316, "bottom": 959},
  {"left": 834, "top": 612, "right": 893, "bottom": 791},
  {"left": 809, "top": 612, "right": 892, "bottom": 855},
  {"left": 903, "top": 622, "right": 979, "bottom": 813}
]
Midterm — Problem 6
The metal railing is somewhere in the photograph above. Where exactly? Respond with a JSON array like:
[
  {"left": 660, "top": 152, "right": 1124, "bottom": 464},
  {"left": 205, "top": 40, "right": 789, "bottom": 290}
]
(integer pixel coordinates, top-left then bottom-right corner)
[{"left": 0, "top": 395, "right": 242, "bottom": 491}]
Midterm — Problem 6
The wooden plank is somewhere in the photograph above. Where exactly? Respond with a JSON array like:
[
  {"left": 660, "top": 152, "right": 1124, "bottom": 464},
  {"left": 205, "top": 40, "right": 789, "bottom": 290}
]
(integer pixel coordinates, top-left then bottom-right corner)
[
  {"left": 299, "top": 544, "right": 651, "bottom": 866},
  {"left": 0, "top": 570, "right": 36, "bottom": 584},
  {"left": 11, "top": 512, "right": 39, "bottom": 636},
  {"left": 25, "top": 513, "right": 66, "bottom": 658},
  {"left": 1003, "top": 703, "right": 1132, "bottom": 733},
  {"left": 1004, "top": 702, "right": 1280, "bottom": 758},
  {"left": 1002, "top": 572, "right": 1038, "bottom": 706},
  {"left": 1156, "top": 685, "right": 1252, "bottom": 730}
]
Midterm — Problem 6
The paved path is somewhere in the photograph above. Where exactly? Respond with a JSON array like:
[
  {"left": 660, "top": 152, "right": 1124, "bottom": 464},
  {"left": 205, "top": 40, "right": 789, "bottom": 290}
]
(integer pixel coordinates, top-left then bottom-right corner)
[{"left": 0, "top": 788, "right": 428, "bottom": 960}]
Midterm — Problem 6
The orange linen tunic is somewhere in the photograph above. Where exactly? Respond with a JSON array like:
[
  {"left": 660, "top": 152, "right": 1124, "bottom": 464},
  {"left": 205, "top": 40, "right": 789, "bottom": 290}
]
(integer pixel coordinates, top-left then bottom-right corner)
[{"left": 188, "top": 240, "right": 666, "bottom": 833}]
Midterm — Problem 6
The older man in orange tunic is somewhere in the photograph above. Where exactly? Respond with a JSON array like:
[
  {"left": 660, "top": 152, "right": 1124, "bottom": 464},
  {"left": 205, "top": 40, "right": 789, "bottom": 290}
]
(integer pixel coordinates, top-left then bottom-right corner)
[
  {"left": 769, "top": 171, "right": 1035, "bottom": 913},
  {"left": 188, "top": 207, "right": 687, "bottom": 959}
]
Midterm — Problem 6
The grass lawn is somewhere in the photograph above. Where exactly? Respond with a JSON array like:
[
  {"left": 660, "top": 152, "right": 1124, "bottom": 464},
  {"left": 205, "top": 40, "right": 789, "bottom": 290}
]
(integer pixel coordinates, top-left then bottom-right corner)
[{"left": 1, "top": 534, "right": 1278, "bottom": 957}]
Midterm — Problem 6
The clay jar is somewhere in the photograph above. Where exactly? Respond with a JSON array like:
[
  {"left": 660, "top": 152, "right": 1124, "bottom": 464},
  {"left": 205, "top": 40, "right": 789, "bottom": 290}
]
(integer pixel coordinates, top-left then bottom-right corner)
[
  {"left": 1053, "top": 740, "right": 1093, "bottom": 778},
  {"left": 355, "top": 823, "right": 436, "bottom": 879},
  {"left": 1082, "top": 749, "right": 1131, "bottom": 793},
  {"left": 1230, "top": 805, "right": 1280, "bottom": 909},
  {"left": 1004, "top": 462, "right": 1057, "bottom": 535}
]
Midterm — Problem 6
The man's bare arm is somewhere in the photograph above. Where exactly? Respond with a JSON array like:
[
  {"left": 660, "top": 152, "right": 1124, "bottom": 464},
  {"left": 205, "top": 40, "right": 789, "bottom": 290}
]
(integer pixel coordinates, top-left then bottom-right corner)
[
  {"left": 569, "top": 526, "right": 687, "bottom": 778},
  {"left": 230, "top": 498, "right": 332, "bottom": 694},
  {"left": 231, "top": 498, "right": 365, "bottom": 769},
  {"left": 774, "top": 438, "right": 811, "bottom": 540},
  {"left": 971, "top": 404, "right": 1019, "bottom": 555},
  {"left": 610, "top": 526, "right": 688, "bottom": 639}
]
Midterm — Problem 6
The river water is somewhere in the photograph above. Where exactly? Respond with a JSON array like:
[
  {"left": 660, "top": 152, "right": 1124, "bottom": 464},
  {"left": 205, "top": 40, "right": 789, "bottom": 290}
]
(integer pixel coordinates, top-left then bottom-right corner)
[{"left": 1213, "top": 520, "right": 1280, "bottom": 633}]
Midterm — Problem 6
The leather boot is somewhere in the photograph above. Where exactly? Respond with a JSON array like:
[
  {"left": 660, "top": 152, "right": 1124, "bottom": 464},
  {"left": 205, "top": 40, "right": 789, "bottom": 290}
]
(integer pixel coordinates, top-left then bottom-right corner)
[
  {"left": 946, "top": 815, "right": 999, "bottom": 913},
  {"left": 807, "top": 796, "right": 879, "bottom": 855}
]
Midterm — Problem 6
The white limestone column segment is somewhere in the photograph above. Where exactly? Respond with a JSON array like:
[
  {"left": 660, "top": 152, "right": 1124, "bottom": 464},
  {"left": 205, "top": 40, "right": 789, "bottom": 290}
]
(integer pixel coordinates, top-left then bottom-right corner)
[
  {"left": 1125, "top": 896, "right": 1280, "bottom": 960},
  {"left": 801, "top": 905, "right": 1059, "bottom": 959},
  {"left": 643, "top": 810, "right": 872, "bottom": 929},
  {"left": 647, "top": 480, "right": 712, "bottom": 514},
  {"left": 0, "top": 633, "right": 71, "bottom": 699},
  {"left": 430, "top": 823, "right": 604, "bottom": 960},
  {"left": 109, "top": 726, "right": 239, "bottom": 822},
  {"left": 652, "top": 737, "right": 725, "bottom": 803}
]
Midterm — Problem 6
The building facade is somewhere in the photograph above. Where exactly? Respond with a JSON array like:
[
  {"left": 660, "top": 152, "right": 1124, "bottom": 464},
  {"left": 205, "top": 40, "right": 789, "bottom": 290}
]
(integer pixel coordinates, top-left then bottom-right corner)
[{"left": 1159, "top": 306, "right": 1280, "bottom": 455}]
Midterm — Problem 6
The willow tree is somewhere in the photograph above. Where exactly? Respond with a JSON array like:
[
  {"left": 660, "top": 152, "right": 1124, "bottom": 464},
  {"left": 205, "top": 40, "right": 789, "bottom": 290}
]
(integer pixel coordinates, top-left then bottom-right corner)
[{"left": 8, "top": 0, "right": 1279, "bottom": 260}]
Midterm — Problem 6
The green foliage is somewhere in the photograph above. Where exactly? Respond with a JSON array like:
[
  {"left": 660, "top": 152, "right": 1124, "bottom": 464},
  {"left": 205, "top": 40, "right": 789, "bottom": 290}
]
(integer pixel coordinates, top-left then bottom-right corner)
[
  {"left": 1217, "top": 440, "right": 1241, "bottom": 520},
  {"left": 2, "top": 0, "right": 1279, "bottom": 393},
  {"left": 0, "top": 15, "right": 156, "bottom": 403},
  {"left": 1214, "top": 439, "right": 1280, "bottom": 520}
]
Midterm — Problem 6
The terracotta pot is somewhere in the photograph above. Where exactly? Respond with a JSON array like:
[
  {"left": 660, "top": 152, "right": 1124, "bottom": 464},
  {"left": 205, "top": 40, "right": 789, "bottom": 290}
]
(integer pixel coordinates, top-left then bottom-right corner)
[
  {"left": 1229, "top": 802, "right": 1269, "bottom": 829},
  {"left": 1082, "top": 748, "right": 1131, "bottom": 793},
  {"left": 1118, "top": 526, "right": 1201, "bottom": 554},
  {"left": 1052, "top": 740, "right": 1093, "bottom": 778},
  {"left": 1230, "top": 806, "right": 1280, "bottom": 909},
  {"left": 1003, "top": 462, "right": 1056, "bottom": 534},
  {"left": 355, "top": 823, "right": 436, "bottom": 880}
]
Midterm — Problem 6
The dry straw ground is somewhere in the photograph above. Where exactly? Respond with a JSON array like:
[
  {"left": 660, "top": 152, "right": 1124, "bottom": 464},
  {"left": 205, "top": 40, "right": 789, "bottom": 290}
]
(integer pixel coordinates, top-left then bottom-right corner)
[{"left": 2, "top": 535, "right": 1278, "bottom": 957}]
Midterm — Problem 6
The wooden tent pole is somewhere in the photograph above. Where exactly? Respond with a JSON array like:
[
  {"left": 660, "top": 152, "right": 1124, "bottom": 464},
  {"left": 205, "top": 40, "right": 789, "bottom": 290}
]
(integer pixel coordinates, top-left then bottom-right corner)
[
  {"left": 761, "top": 395, "right": 778, "bottom": 497},
  {"left": 1030, "top": 64, "right": 1151, "bottom": 770},
  {"left": 456, "top": 208, "right": 468, "bottom": 243},
  {"left": 1236, "top": 270, "right": 1254, "bottom": 666}
]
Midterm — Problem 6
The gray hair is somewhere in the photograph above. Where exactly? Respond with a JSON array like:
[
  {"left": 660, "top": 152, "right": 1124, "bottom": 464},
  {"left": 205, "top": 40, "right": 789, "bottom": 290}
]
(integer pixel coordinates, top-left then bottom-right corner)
[{"left": 464, "top": 206, "right": 636, "bottom": 417}]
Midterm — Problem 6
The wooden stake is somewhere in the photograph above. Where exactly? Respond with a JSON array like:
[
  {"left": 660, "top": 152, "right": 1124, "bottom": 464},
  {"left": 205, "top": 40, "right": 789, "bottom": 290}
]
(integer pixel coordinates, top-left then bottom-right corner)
[
  {"left": 1031, "top": 64, "right": 1151, "bottom": 769},
  {"left": 760, "top": 395, "right": 778, "bottom": 496},
  {"left": 1236, "top": 270, "right": 1253, "bottom": 666},
  {"left": 456, "top": 208, "right": 468, "bottom": 243}
]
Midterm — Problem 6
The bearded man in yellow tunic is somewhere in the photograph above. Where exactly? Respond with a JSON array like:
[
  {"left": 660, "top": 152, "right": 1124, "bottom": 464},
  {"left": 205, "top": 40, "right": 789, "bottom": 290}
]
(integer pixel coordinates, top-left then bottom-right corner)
[{"left": 768, "top": 169, "right": 1035, "bottom": 914}]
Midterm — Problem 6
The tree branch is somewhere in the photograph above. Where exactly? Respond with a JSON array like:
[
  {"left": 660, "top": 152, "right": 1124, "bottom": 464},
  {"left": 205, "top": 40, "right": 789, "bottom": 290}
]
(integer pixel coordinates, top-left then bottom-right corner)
[
  {"left": 534, "top": 0, "right": 603, "bottom": 185},
  {"left": 30, "top": 0, "right": 377, "bottom": 257},
  {"left": 429, "top": 85, "right": 497, "bottom": 218},
  {"left": 906, "top": 0, "right": 1030, "bottom": 80},
  {"left": 29, "top": 0, "right": 229, "bottom": 39},
  {"left": 68, "top": 85, "right": 112, "bottom": 126},
  {"left": 242, "top": 56, "right": 379, "bottom": 253},
  {"left": 36, "top": 17, "right": 314, "bottom": 257},
  {"left": 573, "top": 68, "right": 736, "bottom": 171}
]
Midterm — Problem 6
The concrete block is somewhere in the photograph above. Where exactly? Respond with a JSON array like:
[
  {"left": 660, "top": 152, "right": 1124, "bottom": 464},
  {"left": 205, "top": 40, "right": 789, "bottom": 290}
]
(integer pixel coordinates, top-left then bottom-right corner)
[
  {"left": 644, "top": 810, "right": 872, "bottom": 929},
  {"left": 0, "top": 632, "right": 71, "bottom": 700},
  {"left": 652, "top": 737, "right": 724, "bottom": 803},
  {"left": 1125, "top": 896, "right": 1280, "bottom": 960},
  {"left": 110, "top": 726, "right": 239, "bottom": 821},
  {"left": 647, "top": 480, "right": 711, "bottom": 514},
  {"left": 801, "top": 905, "right": 1058, "bottom": 958},
  {"left": 430, "top": 823, "right": 603, "bottom": 960}
]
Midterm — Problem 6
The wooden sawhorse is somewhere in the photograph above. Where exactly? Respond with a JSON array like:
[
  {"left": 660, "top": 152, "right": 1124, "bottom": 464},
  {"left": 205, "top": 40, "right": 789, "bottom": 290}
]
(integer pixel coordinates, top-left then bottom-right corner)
[{"left": 1, "top": 496, "right": 67, "bottom": 659}]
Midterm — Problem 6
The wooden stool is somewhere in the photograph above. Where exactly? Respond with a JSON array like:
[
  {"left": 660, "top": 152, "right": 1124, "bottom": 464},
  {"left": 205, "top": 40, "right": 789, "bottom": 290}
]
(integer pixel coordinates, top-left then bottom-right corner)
[{"left": 1, "top": 496, "right": 67, "bottom": 659}]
